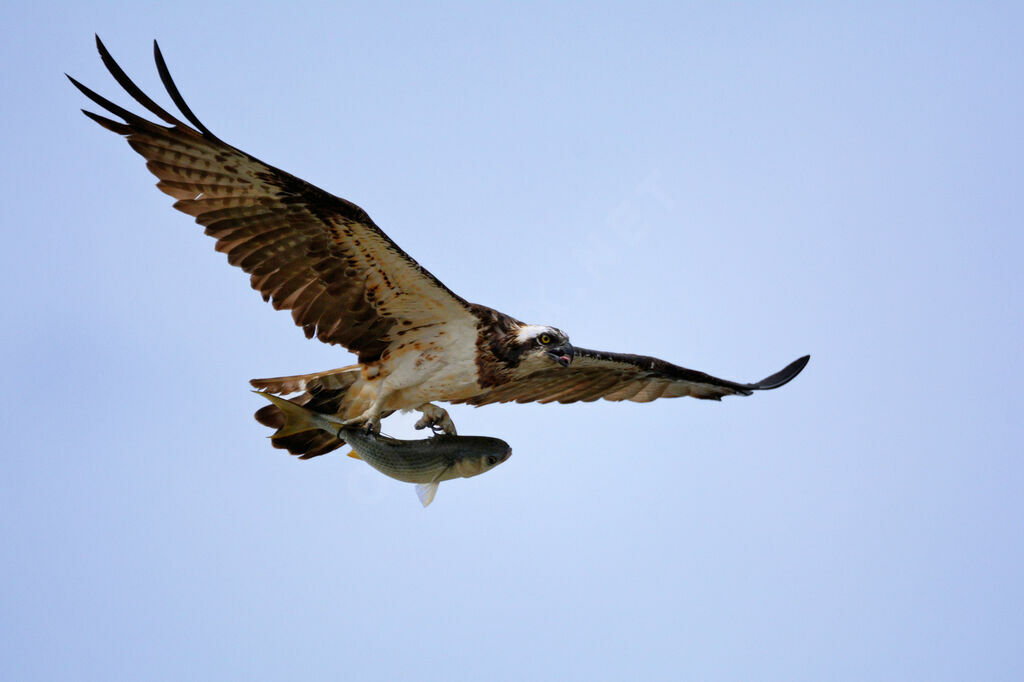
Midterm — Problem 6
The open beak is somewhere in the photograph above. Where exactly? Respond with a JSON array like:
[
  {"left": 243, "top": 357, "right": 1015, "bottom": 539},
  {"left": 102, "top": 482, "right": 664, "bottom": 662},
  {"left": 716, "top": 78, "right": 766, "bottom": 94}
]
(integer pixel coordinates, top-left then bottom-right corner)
[{"left": 547, "top": 344, "right": 575, "bottom": 368}]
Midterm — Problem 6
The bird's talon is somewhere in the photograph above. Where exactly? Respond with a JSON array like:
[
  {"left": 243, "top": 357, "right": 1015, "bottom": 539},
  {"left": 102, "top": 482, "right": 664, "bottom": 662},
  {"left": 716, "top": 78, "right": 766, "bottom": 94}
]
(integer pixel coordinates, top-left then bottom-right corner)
[
  {"left": 414, "top": 404, "right": 457, "bottom": 436},
  {"left": 337, "top": 415, "right": 380, "bottom": 436}
]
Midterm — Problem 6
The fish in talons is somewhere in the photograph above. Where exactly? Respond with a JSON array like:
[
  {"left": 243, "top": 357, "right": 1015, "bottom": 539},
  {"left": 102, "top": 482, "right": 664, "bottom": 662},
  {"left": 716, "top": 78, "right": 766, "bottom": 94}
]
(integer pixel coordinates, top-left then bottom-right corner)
[{"left": 257, "top": 392, "right": 510, "bottom": 506}]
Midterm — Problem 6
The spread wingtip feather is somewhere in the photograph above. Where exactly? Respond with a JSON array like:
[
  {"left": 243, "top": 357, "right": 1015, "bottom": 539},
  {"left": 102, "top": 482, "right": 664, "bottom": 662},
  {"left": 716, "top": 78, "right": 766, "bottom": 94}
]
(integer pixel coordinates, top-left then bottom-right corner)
[{"left": 749, "top": 354, "right": 810, "bottom": 391}]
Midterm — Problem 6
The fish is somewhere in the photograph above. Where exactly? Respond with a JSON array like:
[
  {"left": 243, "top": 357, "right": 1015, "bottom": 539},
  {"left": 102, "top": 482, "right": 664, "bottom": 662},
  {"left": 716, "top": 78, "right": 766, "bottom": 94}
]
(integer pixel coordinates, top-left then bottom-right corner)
[{"left": 256, "top": 392, "right": 511, "bottom": 506}]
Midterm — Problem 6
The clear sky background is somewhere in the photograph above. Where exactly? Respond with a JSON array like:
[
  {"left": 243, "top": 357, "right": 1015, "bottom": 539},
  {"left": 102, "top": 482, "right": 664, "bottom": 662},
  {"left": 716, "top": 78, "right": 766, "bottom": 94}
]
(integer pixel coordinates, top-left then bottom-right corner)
[{"left": 2, "top": 2, "right": 1022, "bottom": 680}]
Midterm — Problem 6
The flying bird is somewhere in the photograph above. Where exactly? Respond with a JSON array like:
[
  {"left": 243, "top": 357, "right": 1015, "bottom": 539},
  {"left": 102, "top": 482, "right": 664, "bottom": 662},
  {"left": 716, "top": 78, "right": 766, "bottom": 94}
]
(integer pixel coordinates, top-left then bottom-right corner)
[{"left": 69, "top": 37, "right": 809, "bottom": 459}]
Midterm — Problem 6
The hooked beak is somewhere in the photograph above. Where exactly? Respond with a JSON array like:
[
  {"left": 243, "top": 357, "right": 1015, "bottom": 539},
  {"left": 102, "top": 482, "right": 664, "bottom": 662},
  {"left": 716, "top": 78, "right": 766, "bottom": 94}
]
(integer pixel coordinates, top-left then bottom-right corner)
[{"left": 547, "top": 343, "right": 575, "bottom": 368}]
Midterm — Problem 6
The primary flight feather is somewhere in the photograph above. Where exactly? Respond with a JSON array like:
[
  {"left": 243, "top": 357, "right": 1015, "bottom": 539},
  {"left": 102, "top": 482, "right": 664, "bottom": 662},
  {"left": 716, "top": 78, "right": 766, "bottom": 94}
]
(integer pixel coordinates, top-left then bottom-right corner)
[{"left": 70, "top": 36, "right": 809, "bottom": 458}]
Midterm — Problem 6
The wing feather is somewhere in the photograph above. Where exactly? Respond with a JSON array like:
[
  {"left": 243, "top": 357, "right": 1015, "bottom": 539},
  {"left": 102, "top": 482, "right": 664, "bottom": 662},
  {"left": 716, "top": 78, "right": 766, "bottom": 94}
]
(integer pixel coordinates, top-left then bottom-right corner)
[
  {"left": 603, "top": 381, "right": 644, "bottom": 402},
  {"left": 457, "top": 350, "right": 810, "bottom": 407},
  {"left": 71, "top": 36, "right": 475, "bottom": 363}
]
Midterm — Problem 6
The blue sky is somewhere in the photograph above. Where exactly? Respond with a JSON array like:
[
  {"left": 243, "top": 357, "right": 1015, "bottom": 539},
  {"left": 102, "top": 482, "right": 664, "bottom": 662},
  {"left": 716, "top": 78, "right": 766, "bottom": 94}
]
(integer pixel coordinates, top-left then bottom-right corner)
[{"left": 3, "top": 2, "right": 1022, "bottom": 680}]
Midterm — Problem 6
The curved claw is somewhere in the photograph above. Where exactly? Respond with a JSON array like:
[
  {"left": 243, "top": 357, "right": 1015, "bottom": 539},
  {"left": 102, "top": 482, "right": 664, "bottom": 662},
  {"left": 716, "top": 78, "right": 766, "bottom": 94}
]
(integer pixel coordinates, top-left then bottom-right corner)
[
  {"left": 413, "top": 404, "right": 457, "bottom": 436},
  {"left": 338, "top": 415, "right": 381, "bottom": 435}
]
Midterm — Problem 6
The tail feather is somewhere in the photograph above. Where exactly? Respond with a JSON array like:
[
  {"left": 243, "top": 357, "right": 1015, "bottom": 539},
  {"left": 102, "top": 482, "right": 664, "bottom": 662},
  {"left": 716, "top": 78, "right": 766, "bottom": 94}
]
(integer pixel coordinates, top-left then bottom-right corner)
[
  {"left": 250, "top": 365, "right": 360, "bottom": 395},
  {"left": 293, "top": 433, "right": 347, "bottom": 460}
]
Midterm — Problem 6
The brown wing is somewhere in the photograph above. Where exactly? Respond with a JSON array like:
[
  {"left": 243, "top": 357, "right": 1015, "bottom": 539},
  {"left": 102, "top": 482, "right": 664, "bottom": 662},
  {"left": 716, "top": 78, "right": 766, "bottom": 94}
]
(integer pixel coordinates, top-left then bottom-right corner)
[
  {"left": 69, "top": 36, "right": 475, "bottom": 363},
  {"left": 456, "top": 350, "right": 810, "bottom": 406}
]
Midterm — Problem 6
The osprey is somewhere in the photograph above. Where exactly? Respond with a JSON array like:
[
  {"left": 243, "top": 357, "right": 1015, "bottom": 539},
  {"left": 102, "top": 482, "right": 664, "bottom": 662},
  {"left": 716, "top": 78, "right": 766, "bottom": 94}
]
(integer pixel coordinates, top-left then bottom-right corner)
[{"left": 70, "top": 37, "right": 809, "bottom": 458}]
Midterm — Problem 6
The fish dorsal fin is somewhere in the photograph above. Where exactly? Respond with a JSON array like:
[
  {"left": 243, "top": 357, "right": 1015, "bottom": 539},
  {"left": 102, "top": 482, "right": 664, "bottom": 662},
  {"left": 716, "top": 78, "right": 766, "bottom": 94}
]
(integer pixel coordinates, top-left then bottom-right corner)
[
  {"left": 346, "top": 449, "right": 361, "bottom": 460},
  {"left": 415, "top": 482, "right": 439, "bottom": 507}
]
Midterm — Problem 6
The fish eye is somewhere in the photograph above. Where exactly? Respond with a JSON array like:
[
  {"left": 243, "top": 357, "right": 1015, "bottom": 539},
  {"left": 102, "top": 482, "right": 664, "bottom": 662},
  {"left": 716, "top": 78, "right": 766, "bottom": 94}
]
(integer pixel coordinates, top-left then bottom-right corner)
[
  {"left": 539, "top": 333, "right": 552, "bottom": 345},
  {"left": 486, "top": 455, "right": 499, "bottom": 466}
]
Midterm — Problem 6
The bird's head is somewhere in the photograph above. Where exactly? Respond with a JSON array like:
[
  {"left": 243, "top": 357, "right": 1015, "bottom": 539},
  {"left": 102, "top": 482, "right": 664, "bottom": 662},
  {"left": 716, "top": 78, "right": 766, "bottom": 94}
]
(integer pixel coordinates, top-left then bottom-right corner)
[{"left": 513, "top": 325, "right": 575, "bottom": 369}]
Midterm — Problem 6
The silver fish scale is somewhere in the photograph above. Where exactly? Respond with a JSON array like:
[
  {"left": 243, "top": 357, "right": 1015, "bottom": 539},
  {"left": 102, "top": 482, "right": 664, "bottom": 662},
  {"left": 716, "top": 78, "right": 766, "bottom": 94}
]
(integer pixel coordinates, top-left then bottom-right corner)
[{"left": 339, "top": 430, "right": 509, "bottom": 485}]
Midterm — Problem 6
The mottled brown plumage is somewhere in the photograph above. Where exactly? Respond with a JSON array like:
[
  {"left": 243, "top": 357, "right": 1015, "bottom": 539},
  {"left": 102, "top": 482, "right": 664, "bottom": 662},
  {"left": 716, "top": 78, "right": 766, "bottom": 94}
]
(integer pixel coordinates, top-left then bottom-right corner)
[{"left": 70, "top": 37, "right": 474, "bottom": 366}]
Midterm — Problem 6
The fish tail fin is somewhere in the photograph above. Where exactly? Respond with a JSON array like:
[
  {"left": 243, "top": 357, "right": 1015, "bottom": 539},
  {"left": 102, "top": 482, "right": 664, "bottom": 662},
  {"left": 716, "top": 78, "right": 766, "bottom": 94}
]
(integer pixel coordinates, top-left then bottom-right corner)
[
  {"left": 252, "top": 367, "right": 364, "bottom": 459},
  {"left": 415, "top": 482, "right": 439, "bottom": 507},
  {"left": 253, "top": 391, "right": 328, "bottom": 438}
]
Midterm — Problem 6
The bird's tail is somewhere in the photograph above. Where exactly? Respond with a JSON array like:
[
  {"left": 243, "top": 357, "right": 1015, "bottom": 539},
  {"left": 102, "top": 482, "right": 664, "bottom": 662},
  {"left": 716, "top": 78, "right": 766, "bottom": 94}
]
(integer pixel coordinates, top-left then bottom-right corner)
[
  {"left": 251, "top": 365, "right": 361, "bottom": 395},
  {"left": 251, "top": 366, "right": 363, "bottom": 459}
]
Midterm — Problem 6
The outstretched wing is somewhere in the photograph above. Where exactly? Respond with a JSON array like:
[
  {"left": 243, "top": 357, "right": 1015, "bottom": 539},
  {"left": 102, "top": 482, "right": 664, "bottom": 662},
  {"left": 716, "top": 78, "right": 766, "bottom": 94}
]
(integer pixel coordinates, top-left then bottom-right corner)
[
  {"left": 456, "top": 351, "right": 810, "bottom": 406},
  {"left": 69, "top": 36, "right": 475, "bottom": 363}
]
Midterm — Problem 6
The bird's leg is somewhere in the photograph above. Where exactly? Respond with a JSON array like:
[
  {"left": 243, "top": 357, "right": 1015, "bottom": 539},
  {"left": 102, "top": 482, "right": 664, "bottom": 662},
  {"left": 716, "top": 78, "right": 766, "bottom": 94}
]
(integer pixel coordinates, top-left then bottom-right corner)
[{"left": 413, "top": 403, "right": 457, "bottom": 436}]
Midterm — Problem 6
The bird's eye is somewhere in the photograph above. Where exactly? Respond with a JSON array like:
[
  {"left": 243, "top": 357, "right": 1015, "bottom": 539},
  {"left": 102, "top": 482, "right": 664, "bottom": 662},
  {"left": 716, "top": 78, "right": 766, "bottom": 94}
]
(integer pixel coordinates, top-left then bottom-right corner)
[
  {"left": 539, "top": 334, "right": 552, "bottom": 345},
  {"left": 486, "top": 455, "right": 498, "bottom": 466}
]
